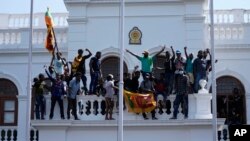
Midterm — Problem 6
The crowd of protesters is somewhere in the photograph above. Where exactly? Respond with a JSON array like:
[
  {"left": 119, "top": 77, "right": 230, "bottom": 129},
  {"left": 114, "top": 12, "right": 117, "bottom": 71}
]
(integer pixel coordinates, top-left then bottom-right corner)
[{"left": 32, "top": 46, "right": 221, "bottom": 120}]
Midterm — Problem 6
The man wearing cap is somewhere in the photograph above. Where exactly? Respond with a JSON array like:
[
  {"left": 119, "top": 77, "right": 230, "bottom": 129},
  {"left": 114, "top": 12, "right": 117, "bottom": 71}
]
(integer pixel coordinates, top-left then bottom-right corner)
[{"left": 126, "top": 46, "right": 165, "bottom": 79}]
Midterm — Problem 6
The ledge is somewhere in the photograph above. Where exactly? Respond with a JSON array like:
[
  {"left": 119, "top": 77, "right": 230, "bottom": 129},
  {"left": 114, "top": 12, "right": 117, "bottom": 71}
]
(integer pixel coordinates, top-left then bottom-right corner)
[{"left": 31, "top": 118, "right": 225, "bottom": 127}]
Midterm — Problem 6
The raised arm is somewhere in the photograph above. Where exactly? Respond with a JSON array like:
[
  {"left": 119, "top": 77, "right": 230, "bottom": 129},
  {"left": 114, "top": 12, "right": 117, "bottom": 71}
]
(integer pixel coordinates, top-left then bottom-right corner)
[
  {"left": 126, "top": 49, "right": 140, "bottom": 59},
  {"left": 171, "top": 46, "right": 175, "bottom": 59},
  {"left": 85, "top": 48, "right": 92, "bottom": 59},
  {"left": 184, "top": 46, "right": 188, "bottom": 59},
  {"left": 154, "top": 46, "right": 165, "bottom": 57}
]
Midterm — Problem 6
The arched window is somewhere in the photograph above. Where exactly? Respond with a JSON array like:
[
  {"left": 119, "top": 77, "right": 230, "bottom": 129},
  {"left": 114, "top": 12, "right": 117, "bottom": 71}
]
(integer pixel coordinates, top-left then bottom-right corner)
[
  {"left": 101, "top": 57, "right": 128, "bottom": 80},
  {"left": 216, "top": 76, "right": 246, "bottom": 124},
  {"left": 0, "top": 79, "right": 18, "bottom": 126}
]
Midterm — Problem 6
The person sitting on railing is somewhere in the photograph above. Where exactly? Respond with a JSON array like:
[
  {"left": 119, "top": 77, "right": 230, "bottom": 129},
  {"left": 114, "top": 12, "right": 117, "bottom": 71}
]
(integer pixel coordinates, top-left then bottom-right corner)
[
  {"left": 139, "top": 73, "right": 157, "bottom": 120},
  {"left": 67, "top": 72, "right": 82, "bottom": 120},
  {"left": 104, "top": 74, "right": 118, "bottom": 120},
  {"left": 170, "top": 69, "right": 189, "bottom": 119},
  {"left": 45, "top": 66, "right": 66, "bottom": 120}
]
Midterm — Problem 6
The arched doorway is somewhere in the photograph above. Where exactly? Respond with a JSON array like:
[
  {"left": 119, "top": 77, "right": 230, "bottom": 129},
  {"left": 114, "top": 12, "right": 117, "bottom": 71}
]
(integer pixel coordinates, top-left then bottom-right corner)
[
  {"left": 216, "top": 76, "right": 246, "bottom": 124},
  {"left": 0, "top": 78, "right": 18, "bottom": 126},
  {"left": 101, "top": 56, "right": 128, "bottom": 80}
]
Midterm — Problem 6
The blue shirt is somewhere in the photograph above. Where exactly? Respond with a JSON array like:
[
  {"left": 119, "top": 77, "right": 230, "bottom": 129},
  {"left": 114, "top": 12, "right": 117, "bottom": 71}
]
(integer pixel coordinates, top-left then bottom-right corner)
[{"left": 68, "top": 78, "right": 80, "bottom": 99}]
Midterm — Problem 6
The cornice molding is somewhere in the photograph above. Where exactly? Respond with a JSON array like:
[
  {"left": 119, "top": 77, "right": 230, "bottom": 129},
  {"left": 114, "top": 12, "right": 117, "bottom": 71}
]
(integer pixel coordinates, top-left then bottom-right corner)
[{"left": 67, "top": 17, "right": 88, "bottom": 24}]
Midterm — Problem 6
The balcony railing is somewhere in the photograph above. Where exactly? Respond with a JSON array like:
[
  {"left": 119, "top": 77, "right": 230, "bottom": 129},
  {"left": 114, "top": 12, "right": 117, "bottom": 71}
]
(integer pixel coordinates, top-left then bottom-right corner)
[
  {"left": 0, "top": 13, "right": 68, "bottom": 29},
  {"left": 0, "top": 127, "right": 38, "bottom": 141},
  {"left": 36, "top": 93, "right": 212, "bottom": 121},
  {"left": 205, "top": 9, "right": 250, "bottom": 24},
  {"left": 0, "top": 29, "right": 67, "bottom": 48}
]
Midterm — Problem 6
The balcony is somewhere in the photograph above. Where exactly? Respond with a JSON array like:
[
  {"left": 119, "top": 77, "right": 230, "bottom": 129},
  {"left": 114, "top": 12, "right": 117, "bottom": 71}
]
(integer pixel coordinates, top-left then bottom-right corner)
[{"left": 29, "top": 92, "right": 226, "bottom": 141}]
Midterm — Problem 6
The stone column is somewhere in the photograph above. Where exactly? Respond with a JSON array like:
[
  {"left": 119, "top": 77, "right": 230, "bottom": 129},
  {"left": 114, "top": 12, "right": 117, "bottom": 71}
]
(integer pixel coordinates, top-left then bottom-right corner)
[
  {"left": 17, "top": 95, "right": 28, "bottom": 141},
  {"left": 194, "top": 79, "right": 212, "bottom": 119}
]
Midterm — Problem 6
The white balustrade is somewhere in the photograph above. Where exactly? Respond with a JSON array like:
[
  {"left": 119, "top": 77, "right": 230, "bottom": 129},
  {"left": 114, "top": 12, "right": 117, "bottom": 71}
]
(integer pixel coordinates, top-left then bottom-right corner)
[
  {"left": 205, "top": 9, "right": 250, "bottom": 24},
  {"left": 39, "top": 91, "right": 212, "bottom": 121}
]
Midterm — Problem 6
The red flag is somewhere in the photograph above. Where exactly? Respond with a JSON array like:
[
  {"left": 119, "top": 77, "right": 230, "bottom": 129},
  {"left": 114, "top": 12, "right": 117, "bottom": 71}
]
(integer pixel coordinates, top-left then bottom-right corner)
[{"left": 44, "top": 8, "right": 54, "bottom": 52}]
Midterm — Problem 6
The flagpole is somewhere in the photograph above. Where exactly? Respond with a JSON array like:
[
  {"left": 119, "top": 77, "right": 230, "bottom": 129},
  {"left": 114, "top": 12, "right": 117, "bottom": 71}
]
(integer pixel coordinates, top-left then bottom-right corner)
[
  {"left": 26, "top": 0, "right": 33, "bottom": 140},
  {"left": 51, "top": 27, "right": 59, "bottom": 52},
  {"left": 118, "top": 0, "right": 124, "bottom": 141},
  {"left": 209, "top": 0, "right": 217, "bottom": 141}
]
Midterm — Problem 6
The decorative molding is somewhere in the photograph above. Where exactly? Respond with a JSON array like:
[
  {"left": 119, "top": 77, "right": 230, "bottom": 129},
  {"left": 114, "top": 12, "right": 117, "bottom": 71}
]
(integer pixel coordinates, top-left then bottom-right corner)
[
  {"left": 184, "top": 16, "right": 205, "bottom": 23},
  {"left": 0, "top": 47, "right": 68, "bottom": 54},
  {"left": 67, "top": 17, "right": 88, "bottom": 24}
]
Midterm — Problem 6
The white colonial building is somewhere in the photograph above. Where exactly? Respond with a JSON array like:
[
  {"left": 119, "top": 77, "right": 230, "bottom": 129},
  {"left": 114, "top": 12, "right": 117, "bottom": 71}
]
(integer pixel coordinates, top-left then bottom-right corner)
[{"left": 0, "top": 0, "right": 250, "bottom": 141}]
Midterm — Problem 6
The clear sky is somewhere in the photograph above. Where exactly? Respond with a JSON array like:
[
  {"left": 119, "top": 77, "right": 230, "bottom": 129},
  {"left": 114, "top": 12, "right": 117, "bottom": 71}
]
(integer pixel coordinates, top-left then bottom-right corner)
[{"left": 0, "top": 0, "right": 249, "bottom": 13}]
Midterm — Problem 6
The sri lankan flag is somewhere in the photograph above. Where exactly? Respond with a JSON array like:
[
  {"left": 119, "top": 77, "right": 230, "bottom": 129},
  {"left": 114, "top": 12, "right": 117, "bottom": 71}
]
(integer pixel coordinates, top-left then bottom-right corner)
[
  {"left": 44, "top": 8, "right": 54, "bottom": 52},
  {"left": 124, "top": 90, "right": 156, "bottom": 113}
]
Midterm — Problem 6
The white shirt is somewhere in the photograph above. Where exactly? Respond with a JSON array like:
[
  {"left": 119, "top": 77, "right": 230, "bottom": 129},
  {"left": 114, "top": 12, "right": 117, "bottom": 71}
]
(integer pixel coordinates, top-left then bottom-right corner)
[
  {"left": 53, "top": 58, "right": 64, "bottom": 75},
  {"left": 104, "top": 80, "right": 115, "bottom": 99}
]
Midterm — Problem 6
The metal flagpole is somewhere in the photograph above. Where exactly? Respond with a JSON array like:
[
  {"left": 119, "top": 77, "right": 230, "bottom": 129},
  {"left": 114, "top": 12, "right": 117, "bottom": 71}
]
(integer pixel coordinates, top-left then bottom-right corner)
[
  {"left": 26, "top": 0, "right": 34, "bottom": 140},
  {"left": 118, "top": 0, "right": 124, "bottom": 141},
  {"left": 209, "top": 0, "right": 218, "bottom": 141}
]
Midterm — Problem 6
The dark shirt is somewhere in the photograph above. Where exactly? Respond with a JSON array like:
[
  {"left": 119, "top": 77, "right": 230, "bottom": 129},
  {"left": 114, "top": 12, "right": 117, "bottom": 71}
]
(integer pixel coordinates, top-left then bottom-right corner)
[
  {"left": 130, "top": 77, "right": 139, "bottom": 92},
  {"left": 90, "top": 57, "right": 101, "bottom": 72},
  {"left": 175, "top": 74, "right": 188, "bottom": 95},
  {"left": 193, "top": 58, "right": 207, "bottom": 79},
  {"left": 164, "top": 57, "right": 176, "bottom": 73},
  {"left": 124, "top": 78, "right": 132, "bottom": 91},
  {"left": 45, "top": 70, "right": 65, "bottom": 97}
]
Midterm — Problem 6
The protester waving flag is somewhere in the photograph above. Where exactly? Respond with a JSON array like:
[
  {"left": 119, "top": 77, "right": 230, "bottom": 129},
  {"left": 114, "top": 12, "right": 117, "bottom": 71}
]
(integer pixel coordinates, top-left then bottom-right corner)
[
  {"left": 124, "top": 90, "right": 156, "bottom": 113},
  {"left": 45, "top": 8, "right": 54, "bottom": 52}
]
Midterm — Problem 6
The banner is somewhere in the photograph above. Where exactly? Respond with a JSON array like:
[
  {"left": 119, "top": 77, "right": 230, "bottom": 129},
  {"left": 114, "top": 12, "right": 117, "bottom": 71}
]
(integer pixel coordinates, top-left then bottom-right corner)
[{"left": 124, "top": 90, "right": 156, "bottom": 113}]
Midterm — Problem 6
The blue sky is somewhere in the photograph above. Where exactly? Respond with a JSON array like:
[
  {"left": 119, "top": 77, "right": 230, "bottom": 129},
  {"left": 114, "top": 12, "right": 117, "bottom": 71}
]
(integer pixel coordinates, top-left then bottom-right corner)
[{"left": 0, "top": 0, "right": 249, "bottom": 13}]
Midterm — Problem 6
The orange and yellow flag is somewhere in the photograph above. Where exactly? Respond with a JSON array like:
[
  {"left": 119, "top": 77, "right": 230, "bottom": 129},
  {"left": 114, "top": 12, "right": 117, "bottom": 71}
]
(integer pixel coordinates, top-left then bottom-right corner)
[
  {"left": 44, "top": 8, "right": 54, "bottom": 52},
  {"left": 124, "top": 90, "right": 156, "bottom": 113}
]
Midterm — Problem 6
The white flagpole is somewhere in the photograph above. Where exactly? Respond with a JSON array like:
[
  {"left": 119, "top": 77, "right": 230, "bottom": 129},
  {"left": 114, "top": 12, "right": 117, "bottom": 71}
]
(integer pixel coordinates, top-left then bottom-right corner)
[
  {"left": 209, "top": 0, "right": 217, "bottom": 141},
  {"left": 26, "top": 0, "right": 33, "bottom": 140},
  {"left": 118, "top": 0, "right": 124, "bottom": 141}
]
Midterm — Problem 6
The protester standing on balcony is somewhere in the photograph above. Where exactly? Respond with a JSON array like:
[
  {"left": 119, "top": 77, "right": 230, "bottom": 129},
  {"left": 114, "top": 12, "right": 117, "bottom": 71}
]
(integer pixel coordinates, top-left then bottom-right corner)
[
  {"left": 71, "top": 49, "right": 83, "bottom": 76},
  {"left": 45, "top": 67, "right": 65, "bottom": 120},
  {"left": 104, "top": 74, "right": 117, "bottom": 120},
  {"left": 77, "top": 48, "right": 92, "bottom": 95},
  {"left": 126, "top": 46, "right": 165, "bottom": 79},
  {"left": 184, "top": 47, "right": 194, "bottom": 93},
  {"left": 130, "top": 65, "right": 141, "bottom": 93},
  {"left": 170, "top": 69, "right": 189, "bottom": 119},
  {"left": 33, "top": 74, "right": 46, "bottom": 120},
  {"left": 193, "top": 50, "right": 206, "bottom": 93},
  {"left": 139, "top": 73, "right": 157, "bottom": 120},
  {"left": 51, "top": 52, "right": 66, "bottom": 75},
  {"left": 89, "top": 51, "right": 102, "bottom": 95},
  {"left": 156, "top": 46, "right": 176, "bottom": 95},
  {"left": 67, "top": 72, "right": 82, "bottom": 120}
]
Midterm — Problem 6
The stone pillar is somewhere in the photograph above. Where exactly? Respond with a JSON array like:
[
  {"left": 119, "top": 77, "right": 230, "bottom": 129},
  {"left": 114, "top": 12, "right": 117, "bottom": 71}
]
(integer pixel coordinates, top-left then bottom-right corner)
[
  {"left": 194, "top": 79, "right": 212, "bottom": 119},
  {"left": 17, "top": 95, "right": 28, "bottom": 141}
]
